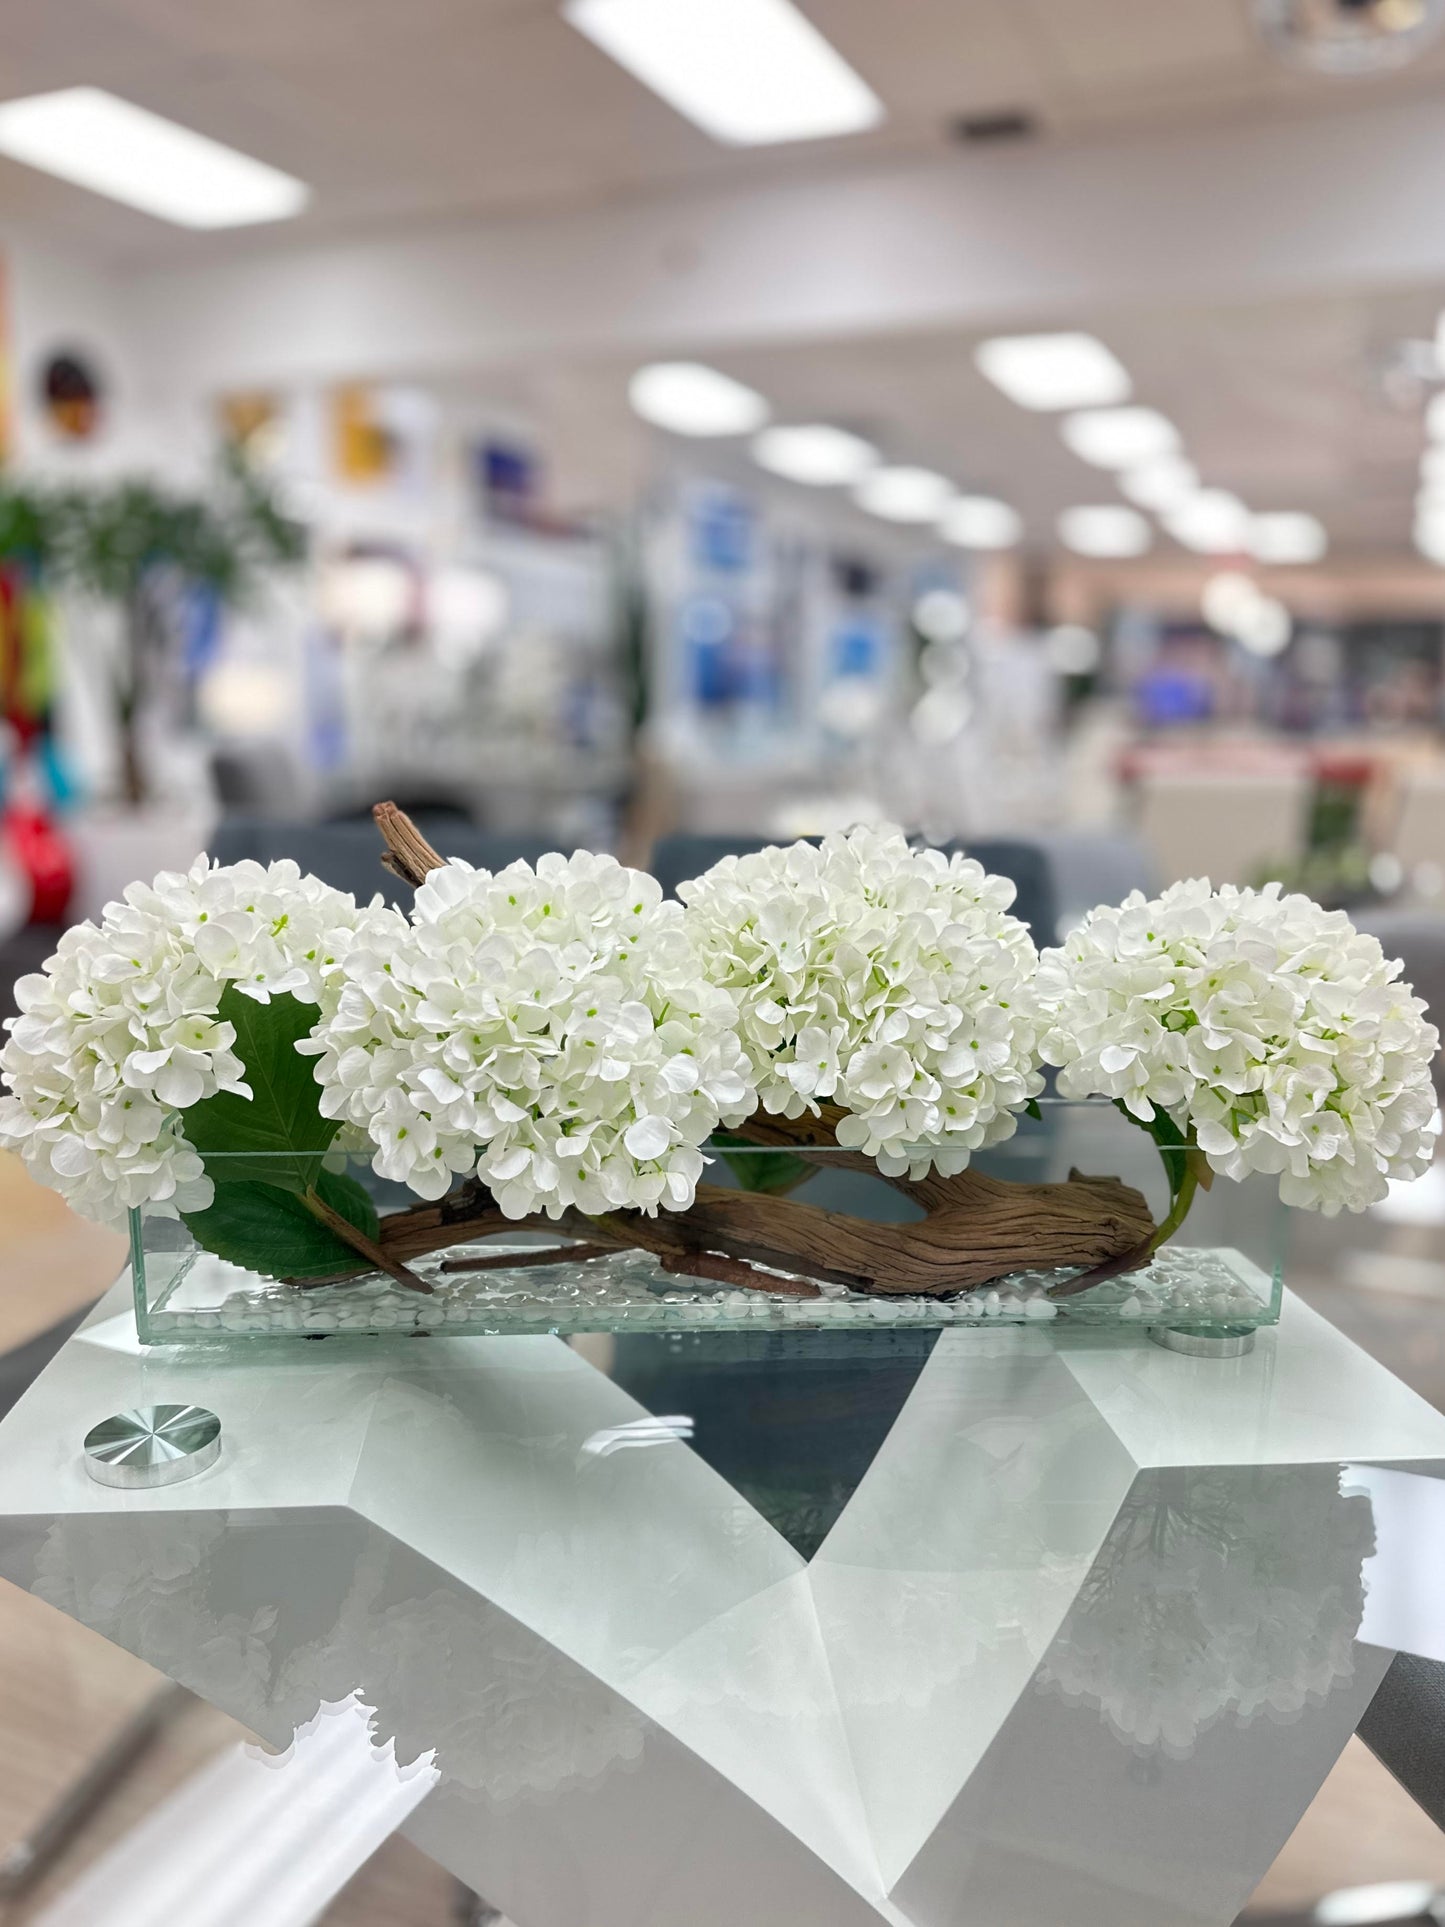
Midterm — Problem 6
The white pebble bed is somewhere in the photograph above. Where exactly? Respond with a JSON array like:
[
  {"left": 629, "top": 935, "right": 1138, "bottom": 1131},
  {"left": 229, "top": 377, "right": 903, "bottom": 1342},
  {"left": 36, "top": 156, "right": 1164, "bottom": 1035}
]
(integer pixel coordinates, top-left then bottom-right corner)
[{"left": 139, "top": 1242, "right": 1275, "bottom": 1341}]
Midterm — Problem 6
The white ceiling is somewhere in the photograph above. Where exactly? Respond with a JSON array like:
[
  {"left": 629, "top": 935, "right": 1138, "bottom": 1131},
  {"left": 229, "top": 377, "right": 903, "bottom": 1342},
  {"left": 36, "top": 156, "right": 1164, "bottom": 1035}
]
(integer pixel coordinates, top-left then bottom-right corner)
[
  {"left": 7, "top": 0, "right": 1445, "bottom": 566},
  {"left": 6, "top": 0, "right": 1445, "bottom": 260},
  {"left": 514, "top": 287, "right": 1442, "bottom": 560}
]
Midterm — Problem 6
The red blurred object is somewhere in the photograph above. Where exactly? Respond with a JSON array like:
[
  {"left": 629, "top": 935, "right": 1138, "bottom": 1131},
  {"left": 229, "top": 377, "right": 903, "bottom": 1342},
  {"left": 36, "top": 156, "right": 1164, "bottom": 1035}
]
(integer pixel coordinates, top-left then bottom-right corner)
[{"left": 2, "top": 802, "right": 73, "bottom": 924}]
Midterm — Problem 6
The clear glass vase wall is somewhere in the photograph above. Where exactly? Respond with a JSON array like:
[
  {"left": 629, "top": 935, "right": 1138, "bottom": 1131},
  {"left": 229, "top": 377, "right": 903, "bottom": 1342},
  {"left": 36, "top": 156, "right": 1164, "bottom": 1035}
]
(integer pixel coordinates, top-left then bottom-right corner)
[{"left": 130, "top": 1101, "right": 1285, "bottom": 1346}]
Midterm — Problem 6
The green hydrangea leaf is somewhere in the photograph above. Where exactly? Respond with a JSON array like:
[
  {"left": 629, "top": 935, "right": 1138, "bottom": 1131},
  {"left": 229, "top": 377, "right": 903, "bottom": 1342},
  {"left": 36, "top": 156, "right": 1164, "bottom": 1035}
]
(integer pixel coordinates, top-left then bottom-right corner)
[
  {"left": 181, "top": 1167, "right": 380, "bottom": 1282},
  {"left": 181, "top": 984, "right": 335, "bottom": 1193}
]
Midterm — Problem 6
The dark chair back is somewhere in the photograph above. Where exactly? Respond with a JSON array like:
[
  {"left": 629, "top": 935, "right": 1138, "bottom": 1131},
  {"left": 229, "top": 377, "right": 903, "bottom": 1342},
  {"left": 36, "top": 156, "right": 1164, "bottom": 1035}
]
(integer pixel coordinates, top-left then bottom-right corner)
[
  {"left": 208, "top": 819, "right": 556, "bottom": 907},
  {"left": 648, "top": 832, "right": 1058, "bottom": 943}
]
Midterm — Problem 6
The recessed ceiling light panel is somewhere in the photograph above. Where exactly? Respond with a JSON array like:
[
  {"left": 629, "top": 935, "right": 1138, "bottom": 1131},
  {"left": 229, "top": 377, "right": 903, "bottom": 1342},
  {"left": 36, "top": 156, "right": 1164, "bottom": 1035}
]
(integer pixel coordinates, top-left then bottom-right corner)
[
  {"left": 564, "top": 0, "right": 883, "bottom": 145},
  {"left": 1164, "top": 490, "right": 1251, "bottom": 555},
  {"left": 752, "top": 423, "right": 877, "bottom": 485},
  {"left": 974, "top": 333, "right": 1131, "bottom": 412},
  {"left": 1248, "top": 511, "right": 1328, "bottom": 565},
  {"left": 1119, "top": 457, "right": 1200, "bottom": 512},
  {"left": 629, "top": 362, "right": 770, "bottom": 436},
  {"left": 937, "top": 495, "right": 1022, "bottom": 550},
  {"left": 1061, "top": 407, "right": 1180, "bottom": 470},
  {"left": 0, "top": 87, "right": 308, "bottom": 228},
  {"left": 1057, "top": 506, "right": 1151, "bottom": 558},
  {"left": 854, "top": 466, "right": 955, "bottom": 523}
]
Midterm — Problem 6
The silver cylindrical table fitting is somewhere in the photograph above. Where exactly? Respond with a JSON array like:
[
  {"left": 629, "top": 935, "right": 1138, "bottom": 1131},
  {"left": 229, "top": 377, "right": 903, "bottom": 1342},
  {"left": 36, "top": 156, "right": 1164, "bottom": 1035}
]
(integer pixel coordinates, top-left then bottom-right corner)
[
  {"left": 83, "top": 1405, "right": 222, "bottom": 1489},
  {"left": 1149, "top": 1327, "right": 1257, "bottom": 1360}
]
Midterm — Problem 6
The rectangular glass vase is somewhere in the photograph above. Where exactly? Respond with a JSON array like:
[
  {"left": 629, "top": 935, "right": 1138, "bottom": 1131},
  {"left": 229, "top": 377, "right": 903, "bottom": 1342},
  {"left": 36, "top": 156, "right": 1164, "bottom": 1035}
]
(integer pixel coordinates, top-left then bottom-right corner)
[{"left": 129, "top": 1101, "right": 1285, "bottom": 1345}]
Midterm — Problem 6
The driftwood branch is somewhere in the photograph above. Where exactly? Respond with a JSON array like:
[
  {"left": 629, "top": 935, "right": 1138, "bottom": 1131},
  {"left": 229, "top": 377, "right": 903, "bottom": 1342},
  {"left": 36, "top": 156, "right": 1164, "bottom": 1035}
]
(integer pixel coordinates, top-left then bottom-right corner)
[
  {"left": 363, "top": 801, "right": 1158, "bottom": 1301},
  {"left": 373, "top": 801, "right": 447, "bottom": 888},
  {"left": 372, "top": 1163, "right": 1155, "bottom": 1300}
]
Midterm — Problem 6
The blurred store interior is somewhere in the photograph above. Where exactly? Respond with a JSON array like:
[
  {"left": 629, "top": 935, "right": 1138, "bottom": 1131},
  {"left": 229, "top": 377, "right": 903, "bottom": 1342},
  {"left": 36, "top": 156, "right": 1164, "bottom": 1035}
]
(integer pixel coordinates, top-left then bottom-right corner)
[{"left": 4, "top": 1, "right": 1445, "bottom": 1922}]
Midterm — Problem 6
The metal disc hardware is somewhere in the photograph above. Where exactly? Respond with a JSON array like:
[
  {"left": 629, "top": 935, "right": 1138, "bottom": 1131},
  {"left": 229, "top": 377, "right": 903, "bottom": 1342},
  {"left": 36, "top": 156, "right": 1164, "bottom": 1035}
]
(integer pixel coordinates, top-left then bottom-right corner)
[
  {"left": 1149, "top": 1327, "right": 1256, "bottom": 1360},
  {"left": 83, "top": 1405, "right": 222, "bottom": 1489}
]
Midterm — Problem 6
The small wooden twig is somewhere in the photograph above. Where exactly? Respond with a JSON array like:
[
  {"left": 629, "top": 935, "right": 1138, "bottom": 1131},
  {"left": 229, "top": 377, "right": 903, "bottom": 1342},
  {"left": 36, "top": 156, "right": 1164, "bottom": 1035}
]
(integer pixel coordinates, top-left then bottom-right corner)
[
  {"left": 660, "top": 1252, "right": 822, "bottom": 1298},
  {"left": 373, "top": 801, "right": 446, "bottom": 887},
  {"left": 301, "top": 1188, "right": 433, "bottom": 1295},
  {"left": 439, "top": 1243, "right": 616, "bottom": 1274}
]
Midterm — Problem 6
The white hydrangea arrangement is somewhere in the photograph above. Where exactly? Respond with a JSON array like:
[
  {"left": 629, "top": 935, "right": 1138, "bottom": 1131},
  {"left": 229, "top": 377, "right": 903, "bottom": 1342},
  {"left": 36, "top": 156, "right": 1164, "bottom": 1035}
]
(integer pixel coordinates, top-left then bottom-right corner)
[
  {"left": 1039, "top": 878, "right": 1441, "bottom": 1216},
  {"left": 303, "top": 851, "right": 756, "bottom": 1218},
  {"left": 678, "top": 824, "right": 1045, "bottom": 1178},
  {"left": 0, "top": 857, "right": 404, "bottom": 1225},
  {"left": 3, "top": 826, "right": 1439, "bottom": 1302}
]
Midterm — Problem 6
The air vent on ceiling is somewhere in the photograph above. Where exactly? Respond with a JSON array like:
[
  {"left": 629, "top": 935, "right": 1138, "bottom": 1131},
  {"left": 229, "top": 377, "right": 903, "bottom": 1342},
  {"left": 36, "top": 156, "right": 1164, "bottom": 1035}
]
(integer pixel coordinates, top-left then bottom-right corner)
[{"left": 950, "top": 109, "right": 1038, "bottom": 145}]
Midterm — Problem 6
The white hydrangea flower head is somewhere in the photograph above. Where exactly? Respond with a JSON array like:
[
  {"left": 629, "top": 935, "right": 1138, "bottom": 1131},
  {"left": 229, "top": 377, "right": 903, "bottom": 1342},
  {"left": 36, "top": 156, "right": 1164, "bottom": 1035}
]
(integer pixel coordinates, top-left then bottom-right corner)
[
  {"left": 304, "top": 852, "right": 756, "bottom": 1218},
  {"left": 0, "top": 857, "right": 405, "bottom": 1226},
  {"left": 1039, "top": 878, "right": 1441, "bottom": 1214},
  {"left": 678, "top": 823, "right": 1045, "bottom": 1178}
]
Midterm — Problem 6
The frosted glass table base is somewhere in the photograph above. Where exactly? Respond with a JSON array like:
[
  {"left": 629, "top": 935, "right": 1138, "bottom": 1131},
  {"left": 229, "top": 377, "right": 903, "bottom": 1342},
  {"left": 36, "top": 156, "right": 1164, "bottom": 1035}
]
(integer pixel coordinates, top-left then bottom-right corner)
[{"left": 0, "top": 1283, "right": 1442, "bottom": 1927}]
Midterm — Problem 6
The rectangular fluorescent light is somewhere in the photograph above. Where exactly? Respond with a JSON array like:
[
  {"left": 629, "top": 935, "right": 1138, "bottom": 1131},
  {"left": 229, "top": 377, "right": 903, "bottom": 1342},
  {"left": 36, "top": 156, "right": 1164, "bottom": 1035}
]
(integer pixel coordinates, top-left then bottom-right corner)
[
  {"left": 1061, "top": 407, "right": 1179, "bottom": 470},
  {"left": 1120, "top": 457, "right": 1198, "bottom": 512},
  {"left": 854, "top": 467, "right": 955, "bottom": 523},
  {"left": 0, "top": 88, "right": 308, "bottom": 228},
  {"left": 1163, "top": 489, "right": 1250, "bottom": 555},
  {"left": 630, "top": 361, "right": 770, "bottom": 436},
  {"left": 563, "top": 0, "right": 883, "bottom": 145},
  {"left": 1248, "top": 511, "right": 1327, "bottom": 565},
  {"left": 975, "top": 334, "right": 1131, "bottom": 412},
  {"left": 938, "top": 495, "right": 1022, "bottom": 550},
  {"left": 1057, "top": 506, "right": 1151, "bottom": 558}
]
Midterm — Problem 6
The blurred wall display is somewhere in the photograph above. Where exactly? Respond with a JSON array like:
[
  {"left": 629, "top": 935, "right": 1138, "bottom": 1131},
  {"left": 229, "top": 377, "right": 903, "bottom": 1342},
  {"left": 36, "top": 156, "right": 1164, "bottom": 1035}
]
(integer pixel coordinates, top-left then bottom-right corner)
[
  {"left": 40, "top": 349, "right": 102, "bottom": 442},
  {"left": 641, "top": 471, "right": 920, "bottom": 832},
  {"left": 330, "top": 383, "right": 437, "bottom": 495},
  {"left": 218, "top": 389, "right": 286, "bottom": 467},
  {"left": 311, "top": 519, "right": 625, "bottom": 834},
  {"left": 818, "top": 554, "right": 891, "bottom": 742},
  {"left": 474, "top": 436, "right": 541, "bottom": 527}
]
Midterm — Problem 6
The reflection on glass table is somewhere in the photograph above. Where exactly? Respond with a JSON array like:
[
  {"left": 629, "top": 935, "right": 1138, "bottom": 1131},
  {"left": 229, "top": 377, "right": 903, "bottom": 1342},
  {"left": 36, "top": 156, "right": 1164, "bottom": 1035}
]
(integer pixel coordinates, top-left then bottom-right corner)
[{"left": 1, "top": 1283, "right": 1444, "bottom": 1926}]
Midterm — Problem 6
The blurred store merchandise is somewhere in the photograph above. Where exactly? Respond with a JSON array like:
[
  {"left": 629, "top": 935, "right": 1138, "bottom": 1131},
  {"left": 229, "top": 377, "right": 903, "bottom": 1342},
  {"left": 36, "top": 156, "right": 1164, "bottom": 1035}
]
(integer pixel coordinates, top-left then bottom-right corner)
[
  {"left": 1393, "top": 769, "right": 1445, "bottom": 875},
  {"left": 1136, "top": 769, "right": 1312, "bottom": 887},
  {"left": 1045, "top": 625, "right": 1101, "bottom": 676}
]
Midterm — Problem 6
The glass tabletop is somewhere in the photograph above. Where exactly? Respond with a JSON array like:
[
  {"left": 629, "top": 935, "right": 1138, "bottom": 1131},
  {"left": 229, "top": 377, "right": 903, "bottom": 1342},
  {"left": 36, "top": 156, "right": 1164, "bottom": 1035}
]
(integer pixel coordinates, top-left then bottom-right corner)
[{"left": 2, "top": 1287, "right": 1444, "bottom": 1927}]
